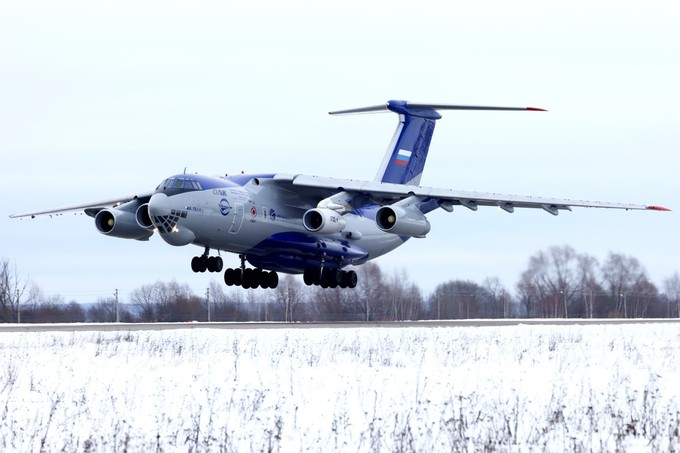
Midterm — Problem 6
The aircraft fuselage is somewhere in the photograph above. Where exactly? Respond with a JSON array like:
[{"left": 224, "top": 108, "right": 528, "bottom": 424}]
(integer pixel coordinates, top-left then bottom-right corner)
[{"left": 147, "top": 173, "right": 405, "bottom": 275}]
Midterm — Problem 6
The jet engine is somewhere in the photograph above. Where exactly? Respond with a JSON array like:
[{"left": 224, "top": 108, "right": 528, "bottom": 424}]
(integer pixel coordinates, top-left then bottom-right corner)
[
  {"left": 376, "top": 206, "right": 431, "bottom": 237},
  {"left": 135, "top": 203, "right": 154, "bottom": 229},
  {"left": 302, "top": 208, "right": 346, "bottom": 234},
  {"left": 95, "top": 203, "right": 154, "bottom": 241}
]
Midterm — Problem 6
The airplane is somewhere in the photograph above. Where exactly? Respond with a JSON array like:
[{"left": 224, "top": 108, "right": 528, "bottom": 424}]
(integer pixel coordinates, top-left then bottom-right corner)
[{"left": 10, "top": 100, "right": 669, "bottom": 290}]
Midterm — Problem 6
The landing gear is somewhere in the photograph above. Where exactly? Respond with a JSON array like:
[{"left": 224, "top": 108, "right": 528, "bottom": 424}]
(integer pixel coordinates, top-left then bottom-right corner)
[
  {"left": 302, "top": 251, "right": 357, "bottom": 289},
  {"left": 190, "top": 254, "right": 223, "bottom": 273},
  {"left": 224, "top": 267, "right": 279, "bottom": 289},
  {"left": 191, "top": 250, "right": 355, "bottom": 290},
  {"left": 223, "top": 255, "right": 279, "bottom": 289},
  {"left": 303, "top": 268, "right": 357, "bottom": 289}
]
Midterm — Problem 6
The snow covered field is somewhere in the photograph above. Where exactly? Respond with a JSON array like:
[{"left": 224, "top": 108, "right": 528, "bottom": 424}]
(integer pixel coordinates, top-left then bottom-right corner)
[{"left": 1, "top": 323, "right": 679, "bottom": 452}]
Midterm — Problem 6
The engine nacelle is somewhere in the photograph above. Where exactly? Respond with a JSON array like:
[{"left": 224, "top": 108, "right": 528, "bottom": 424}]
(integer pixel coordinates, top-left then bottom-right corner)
[
  {"left": 376, "top": 206, "right": 431, "bottom": 237},
  {"left": 135, "top": 203, "right": 154, "bottom": 229},
  {"left": 95, "top": 208, "right": 154, "bottom": 241},
  {"left": 302, "top": 208, "right": 346, "bottom": 234}
]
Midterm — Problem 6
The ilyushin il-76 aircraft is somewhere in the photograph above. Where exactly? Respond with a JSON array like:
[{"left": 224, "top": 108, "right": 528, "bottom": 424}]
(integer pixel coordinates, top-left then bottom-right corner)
[{"left": 10, "top": 100, "right": 669, "bottom": 290}]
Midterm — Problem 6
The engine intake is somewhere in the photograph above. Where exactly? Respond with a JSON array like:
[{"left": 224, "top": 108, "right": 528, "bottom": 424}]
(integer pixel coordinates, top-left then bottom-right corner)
[
  {"left": 376, "top": 206, "right": 430, "bottom": 237},
  {"left": 302, "top": 208, "right": 346, "bottom": 234},
  {"left": 95, "top": 207, "right": 154, "bottom": 241},
  {"left": 135, "top": 203, "right": 154, "bottom": 229}
]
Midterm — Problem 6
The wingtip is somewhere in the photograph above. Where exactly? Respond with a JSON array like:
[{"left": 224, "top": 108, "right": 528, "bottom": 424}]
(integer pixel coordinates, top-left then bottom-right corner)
[
  {"left": 647, "top": 205, "right": 671, "bottom": 212},
  {"left": 527, "top": 107, "right": 548, "bottom": 112}
]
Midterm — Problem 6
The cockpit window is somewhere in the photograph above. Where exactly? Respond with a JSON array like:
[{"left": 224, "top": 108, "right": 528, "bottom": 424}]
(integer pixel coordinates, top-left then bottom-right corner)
[{"left": 154, "top": 176, "right": 207, "bottom": 195}]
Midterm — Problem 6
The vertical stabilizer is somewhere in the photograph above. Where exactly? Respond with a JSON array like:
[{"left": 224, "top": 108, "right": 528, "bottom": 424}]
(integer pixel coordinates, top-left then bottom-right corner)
[{"left": 373, "top": 100, "right": 441, "bottom": 186}]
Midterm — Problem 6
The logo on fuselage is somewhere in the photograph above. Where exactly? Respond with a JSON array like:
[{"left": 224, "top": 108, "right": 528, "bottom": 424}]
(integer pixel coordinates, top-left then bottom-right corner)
[{"left": 219, "top": 198, "right": 231, "bottom": 216}]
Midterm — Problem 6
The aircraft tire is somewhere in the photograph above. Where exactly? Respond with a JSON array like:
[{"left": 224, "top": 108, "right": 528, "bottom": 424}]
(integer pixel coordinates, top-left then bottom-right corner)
[
  {"left": 338, "top": 271, "right": 348, "bottom": 288},
  {"left": 267, "top": 271, "right": 279, "bottom": 289},
  {"left": 224, "top": 268, "right": 235, "bottom": 286},
  {"left": 254, "top": 269, "right": 265, "bottom": 289},
  {"left": 323, "top": 268, "right": 342, "bottom": 288},
  {"left": 341, "top": 270, "right": 357, "bottom": 288},
  {"left": 303, "top": 269, "right": 317, "bottom": 286},
  {"left": 208, "top": 256, "right": 224, "bottom": 273},
  {"left": 191, "top": 256, "right": 201, "bottom": 273},
  {"left": 242, "top": 268, "right": 255, "bottom": 289}
]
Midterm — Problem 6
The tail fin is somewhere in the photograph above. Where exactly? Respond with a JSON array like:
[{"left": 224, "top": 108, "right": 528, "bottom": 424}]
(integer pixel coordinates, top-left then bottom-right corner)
[{"left": 330, "top": 100, "right": 546, "bottom": 186}]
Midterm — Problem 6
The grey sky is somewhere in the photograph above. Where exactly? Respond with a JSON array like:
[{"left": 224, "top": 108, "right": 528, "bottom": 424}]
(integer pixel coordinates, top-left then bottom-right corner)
[{"left": 2, "top": 1, "right": 677, "bottom": 303}]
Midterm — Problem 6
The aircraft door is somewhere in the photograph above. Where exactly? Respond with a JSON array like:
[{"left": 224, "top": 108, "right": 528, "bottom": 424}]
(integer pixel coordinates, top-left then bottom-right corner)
[{"left": 229, "top": 203, "right": 244, "bottom": 234}]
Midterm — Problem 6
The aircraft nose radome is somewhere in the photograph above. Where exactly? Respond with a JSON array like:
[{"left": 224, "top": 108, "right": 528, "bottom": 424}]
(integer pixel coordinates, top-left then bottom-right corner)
[
  {"left": 148, "top": 193, "right": 196, "bottom": 246},
  {"left": 148, "top": 193, "right": 171, "bottom": 217}
]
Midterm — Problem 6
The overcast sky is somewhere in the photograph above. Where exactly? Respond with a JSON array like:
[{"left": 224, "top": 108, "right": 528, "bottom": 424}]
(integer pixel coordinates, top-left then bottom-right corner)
[{"left": 1, "top": 1, "right": 678, "bottom": 304}]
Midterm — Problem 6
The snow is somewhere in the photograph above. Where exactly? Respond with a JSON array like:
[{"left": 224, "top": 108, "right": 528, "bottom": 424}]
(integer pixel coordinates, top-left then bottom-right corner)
[{"left": 1, "top": 323, "right": 679, "bottom": 451}]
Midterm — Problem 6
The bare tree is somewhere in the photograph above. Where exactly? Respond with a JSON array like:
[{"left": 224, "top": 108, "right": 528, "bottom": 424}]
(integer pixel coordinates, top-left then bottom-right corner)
[
  {"left": 429, "top": 280, "right": 489, "bottom": 319},
  {"left": 482, "top": 277, "right": 514, "bottom": 318},
  {"left": 352, "top": 263, "right": 389, "bottom": 321},
  {"left": 576, "top": 254, "right": 603, "bottom": 318},
  {"left": 88, "top": 296, "right": 133, "bottom": 322},
  {"left": 22, "top": 294, "right": 86, "bottom": 323},
  {"left": 663, "top": 273, "right": 680, "bottom": 318},
  {"left": 516, "top": 246, "right": 580, "bottom": 318},
  {"left": 271, "top": 274, "right": 304, "bottom": 322},
  {"left": 627, "top": 278, "right": 659, "bottom": 318},
  {"left": 601, "top": 253, "right": 653, "bottom": 318},
  {"left": 312, "top": 286, "right": 340, "bottom": 320},
  {"left": 0, "top": 258, "right": 36, "bottom": 323},
  {"left": 309, "top": 286, "right": 347, "bottom": 321},
  {"left": 209, "top": 280, "right": 235, "bottom": 321},
  {"left": 130, "top": 280, "right": 196, "bottom": 322},
  {"left": 381, "top": 270, "right": 422, "bottom": 321}
]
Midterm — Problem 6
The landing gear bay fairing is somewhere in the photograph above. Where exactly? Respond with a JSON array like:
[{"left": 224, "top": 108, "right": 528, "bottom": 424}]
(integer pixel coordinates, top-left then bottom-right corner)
[{"left": 10, "top": 101, "right": 669, "bottom": 289}]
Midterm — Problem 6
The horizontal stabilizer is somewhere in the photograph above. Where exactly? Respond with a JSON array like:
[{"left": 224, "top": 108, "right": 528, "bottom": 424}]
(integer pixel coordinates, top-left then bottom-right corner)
[{"left": 329, "top": 101, "right": 547, "bottom": 116}]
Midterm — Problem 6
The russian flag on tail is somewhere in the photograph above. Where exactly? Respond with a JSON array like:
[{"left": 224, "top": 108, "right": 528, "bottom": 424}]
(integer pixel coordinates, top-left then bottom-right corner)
[{"left": 394, "top": 149, "right": 412, "bottom": 167}]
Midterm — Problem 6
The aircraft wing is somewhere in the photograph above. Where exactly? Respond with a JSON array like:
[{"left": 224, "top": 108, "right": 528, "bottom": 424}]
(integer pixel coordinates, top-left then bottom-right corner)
[
  {"left": 274, "top": 174, "right": 669, "bottom": 214},
  {"left": 9, "top": 192, "right": 154, "bottom": 219}
]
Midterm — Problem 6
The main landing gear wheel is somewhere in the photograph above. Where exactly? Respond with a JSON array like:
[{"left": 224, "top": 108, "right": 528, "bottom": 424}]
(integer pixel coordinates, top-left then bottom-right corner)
[
  {"left": 191, "top": 255, "right": 223, "bottom": 273},
  {"left": 303, "top": 269, "right": 357, "bottom": 289},
  {"left": 224, "top": 267, "right": 279, "bottom": 289}
]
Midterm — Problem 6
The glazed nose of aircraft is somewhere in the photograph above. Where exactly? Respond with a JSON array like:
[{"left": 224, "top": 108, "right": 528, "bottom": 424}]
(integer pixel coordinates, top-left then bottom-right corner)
[{"left": 148, "top": 193, "right": 196, "bottom": 246}]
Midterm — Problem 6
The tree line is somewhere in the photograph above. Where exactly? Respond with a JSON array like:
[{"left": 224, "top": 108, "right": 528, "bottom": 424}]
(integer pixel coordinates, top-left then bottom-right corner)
[{"left": 2, "top": 245, "right": 679, "bottom": 323}]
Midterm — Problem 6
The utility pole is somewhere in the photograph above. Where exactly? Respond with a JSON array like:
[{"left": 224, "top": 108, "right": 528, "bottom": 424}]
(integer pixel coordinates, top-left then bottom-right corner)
[
  {"left": 620, "top": 292, "right": 627, "bottom": 318},
  {"left": 114, "top": 289, "right": 119, "bottom": 323},
  {"left": 206, "top": 287, "right": 211, "bottom": 322},
  {"left": 16, "top": 289, "right": 20, "bottom": 324}
]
